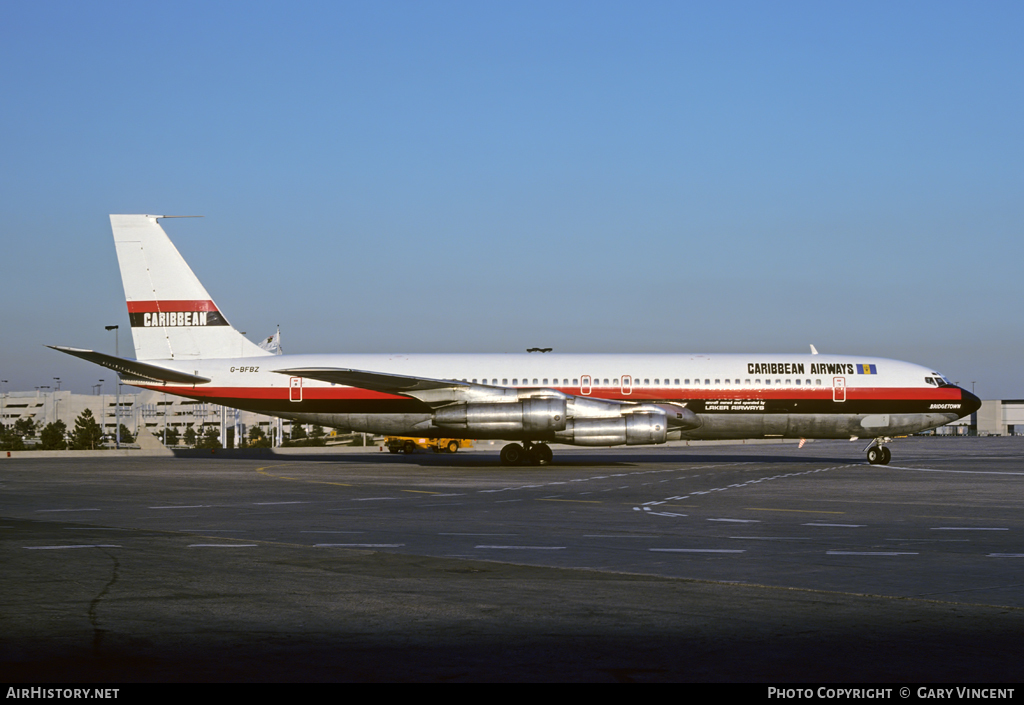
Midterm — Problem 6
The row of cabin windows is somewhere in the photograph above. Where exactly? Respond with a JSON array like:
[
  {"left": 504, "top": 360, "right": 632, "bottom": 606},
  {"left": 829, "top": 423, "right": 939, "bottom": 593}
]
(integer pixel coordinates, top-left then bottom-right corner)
[{"left": 455, "top": 378, "right": 829, "bottom": 387}]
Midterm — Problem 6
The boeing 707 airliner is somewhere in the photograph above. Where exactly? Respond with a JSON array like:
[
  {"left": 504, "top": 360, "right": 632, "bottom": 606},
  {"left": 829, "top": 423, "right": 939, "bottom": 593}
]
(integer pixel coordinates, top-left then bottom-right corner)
[{"left": 50, "top": 215, "right": 981, "bottom": 465}]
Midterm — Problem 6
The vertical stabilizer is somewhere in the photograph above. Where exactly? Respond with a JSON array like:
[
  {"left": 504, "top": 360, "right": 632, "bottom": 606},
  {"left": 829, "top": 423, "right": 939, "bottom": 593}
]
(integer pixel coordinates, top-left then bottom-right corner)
[{"left": 110, "top": 214, "right": 271, "bottom": 361}]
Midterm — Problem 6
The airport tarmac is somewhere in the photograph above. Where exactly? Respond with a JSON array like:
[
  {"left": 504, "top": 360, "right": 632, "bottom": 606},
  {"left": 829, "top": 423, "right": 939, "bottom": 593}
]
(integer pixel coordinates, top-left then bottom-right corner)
[{"left": 2, "top": 437, "right": 1022, "bottom": 682}]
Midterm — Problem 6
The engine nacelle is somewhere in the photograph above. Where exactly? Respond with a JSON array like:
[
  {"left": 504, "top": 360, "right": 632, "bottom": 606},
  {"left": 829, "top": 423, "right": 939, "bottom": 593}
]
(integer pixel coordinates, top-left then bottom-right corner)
[
  {"left": 433, "top": 398, "right": 568, "bottom": 434},
  {"left": 554, "top": 411, "right": 668, "bottom": 447}
]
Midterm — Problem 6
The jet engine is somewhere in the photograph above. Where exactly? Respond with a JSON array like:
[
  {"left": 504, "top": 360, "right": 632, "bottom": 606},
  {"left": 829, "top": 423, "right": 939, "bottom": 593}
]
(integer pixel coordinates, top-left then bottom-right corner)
[
  {"left": 554, "top": 411, "right": 668, "bottom": 446},
  {"left": 433, "top": 398, "right": 567, "bottom": 435}
]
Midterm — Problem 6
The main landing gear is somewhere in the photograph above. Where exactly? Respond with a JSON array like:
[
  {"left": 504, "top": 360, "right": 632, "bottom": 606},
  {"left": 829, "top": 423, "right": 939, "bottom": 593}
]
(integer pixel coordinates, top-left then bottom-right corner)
[
  {"left": 865, "top": 438, "right": 892, "bottom": 465},
  {"left": 500, "top": 441, "right": 554, "bottom": 466}
]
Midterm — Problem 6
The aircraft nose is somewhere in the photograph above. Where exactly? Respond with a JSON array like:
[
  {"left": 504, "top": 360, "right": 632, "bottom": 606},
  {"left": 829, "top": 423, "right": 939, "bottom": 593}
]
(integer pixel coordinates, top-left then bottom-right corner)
[{"left": 960, "top": 388, "right": 982, "bottom": 415}]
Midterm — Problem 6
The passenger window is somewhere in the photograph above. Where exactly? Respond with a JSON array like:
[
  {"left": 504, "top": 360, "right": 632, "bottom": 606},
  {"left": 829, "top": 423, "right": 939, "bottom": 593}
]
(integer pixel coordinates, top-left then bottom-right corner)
[
  {"left": 704, "top": 379, "right": 710, "bottom": 385},
  {"left": 715, "top": 379, "right": 720, "bottom": 385},
  {"left": 532, "top": 378, "right": 538, "bottom": 385},
  {"left": 573, "top": 379, "right": 578, "bottom": 385},
  {"left": 502, "top": 379, "right": 508, "bottom": 385},
  {"left": 674, "top": 379, "right": 679, "bottom": 385}
]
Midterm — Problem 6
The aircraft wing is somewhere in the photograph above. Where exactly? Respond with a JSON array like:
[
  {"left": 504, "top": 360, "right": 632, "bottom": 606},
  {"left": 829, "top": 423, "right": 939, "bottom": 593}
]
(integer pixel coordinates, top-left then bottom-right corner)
[
  {"left": 275, "top": 367, "right": 556, "bottom": 406},
  {"left": 48, "top": 346, "right": 211, "bottom": 385},
  {"left": 274, "top": 367, "right": 472, "bottom": 394}
]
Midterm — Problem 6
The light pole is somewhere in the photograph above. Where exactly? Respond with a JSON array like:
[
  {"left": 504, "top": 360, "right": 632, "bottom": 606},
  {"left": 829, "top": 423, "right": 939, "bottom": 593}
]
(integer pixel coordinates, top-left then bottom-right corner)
[
  {"left": 98, "top": 379, "right": 105, "bottom": 441},
  {"left": 53, "top": 377, "right": 62, "bottom": 428},
  {"left": 36, "top": 386, "right": 50, "bottom": 425},
  {"left": 1, "top": 379, "right": 7, "bottom": 432},
  {"left": 105, "top": 325, "right": 120, "bottom": 448}
]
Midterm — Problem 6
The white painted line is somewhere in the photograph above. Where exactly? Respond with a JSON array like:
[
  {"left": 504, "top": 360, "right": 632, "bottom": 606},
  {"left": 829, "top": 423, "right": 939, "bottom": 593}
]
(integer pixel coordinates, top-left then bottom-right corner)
[
  {"left": 254, "top": 501, "right": 309, "bottom": 505},
  {"left": 25, "top": 544, "right": 121, "bottom": 550},
  {"left": 898, "top": 467, "right": 1024, "bottom": 476},
  {"left": 650, "top": 548, "right": 745, "bottom": 553},
  {"left": 475, "top": 545, "right": 566, "bottom": 550},
  {"left": 315, "top": 543, "right": 405, "bottom": 548},
  {"left": 988, "top": 553, "right": 1024, "bottom": 558},
  {"left": 729, "top": 536, "right": 811, "bottom": 541},
  {"left": 804, "top": 523, "right": 865, "bottom": 528},
  {"left": 187, "top": 544, "right": 258, "bottom": 548},
  {"left": 708, "top": 518, "right": 761, "bottom": 523},
  {"left": 826, "top": 551, "right": 918, "bottom": 556},
  {"left": 352, "top": 497, "right": 399, "bottom": 501},
  {"left": 36, "top": 508, "right": 100, "bottom": 512},
  {"left": 584, "top": 535, "right": 662, "bottom": 538},
  {"left": 150, "top": 505, "right": 211, "bottom": 509},
  {"left": 931, "top": 527, "right": 1008, "bottom": 531}
]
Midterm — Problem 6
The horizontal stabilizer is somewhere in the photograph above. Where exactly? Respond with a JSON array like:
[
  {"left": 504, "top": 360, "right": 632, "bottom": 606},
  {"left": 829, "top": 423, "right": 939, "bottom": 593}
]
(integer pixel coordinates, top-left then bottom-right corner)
[{"left": 48, "top": 346, "right": 211, "bottom": 385}]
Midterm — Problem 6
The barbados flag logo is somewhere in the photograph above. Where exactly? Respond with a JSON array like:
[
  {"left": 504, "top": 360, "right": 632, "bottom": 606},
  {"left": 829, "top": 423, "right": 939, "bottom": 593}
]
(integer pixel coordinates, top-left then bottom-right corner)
[{"left": 857, "top": 364, "right": 877, "bottom": 374}]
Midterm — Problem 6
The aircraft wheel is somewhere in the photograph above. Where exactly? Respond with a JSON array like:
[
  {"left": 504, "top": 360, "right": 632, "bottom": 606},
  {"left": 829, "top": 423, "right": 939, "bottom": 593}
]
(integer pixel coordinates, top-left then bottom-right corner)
[
  {"left": 533, "top": 443, "right": 553, "bottom": 466},
  {"left": 447, "top": 441, "right": 459, "bottom": 454},
  {"left": 500, "top": 443, "right": 525, "bottom": 466},
  {"left": 880, "top": 446, "right": 891, "bottom": 464},
  {"left": 867, "top": 446, "right": 885, "bottom": 465}
]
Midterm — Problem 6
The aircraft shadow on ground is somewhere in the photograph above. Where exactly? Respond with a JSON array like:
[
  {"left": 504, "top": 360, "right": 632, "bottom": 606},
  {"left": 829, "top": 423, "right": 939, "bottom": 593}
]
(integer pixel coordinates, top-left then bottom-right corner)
[{"left": 168, "top": 447, "right": 860, "bottom": 467}]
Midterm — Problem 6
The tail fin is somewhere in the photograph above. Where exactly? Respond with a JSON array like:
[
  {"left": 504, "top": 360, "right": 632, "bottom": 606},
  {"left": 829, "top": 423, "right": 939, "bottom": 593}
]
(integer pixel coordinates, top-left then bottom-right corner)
[{"left": 110, "top": 214, "right": 271, "bottom": 361}]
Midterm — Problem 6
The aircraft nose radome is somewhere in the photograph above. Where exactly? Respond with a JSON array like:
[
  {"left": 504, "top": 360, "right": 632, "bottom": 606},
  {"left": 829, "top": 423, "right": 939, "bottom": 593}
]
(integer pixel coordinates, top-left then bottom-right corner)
[{"left": 960, "top": 389, "right": 982, "bottom": 415}]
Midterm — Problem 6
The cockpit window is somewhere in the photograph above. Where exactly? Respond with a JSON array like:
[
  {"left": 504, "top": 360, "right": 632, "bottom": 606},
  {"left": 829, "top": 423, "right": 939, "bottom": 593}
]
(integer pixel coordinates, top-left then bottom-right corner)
[
  {"left": 925, "top": 377, "right": 937, "bottom": 386},
  {"left": 926, "top": 375, "right": 954, "bottom": 387}
]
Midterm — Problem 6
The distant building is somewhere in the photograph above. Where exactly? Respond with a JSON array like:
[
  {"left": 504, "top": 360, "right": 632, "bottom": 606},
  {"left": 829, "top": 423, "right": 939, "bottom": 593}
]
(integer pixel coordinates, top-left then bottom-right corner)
[
  {"left": 939, "top": 399, "right": 1024, "bottom": 436},
  {"left": 1, "top": 388, "right": 292, "bottom": 447}
]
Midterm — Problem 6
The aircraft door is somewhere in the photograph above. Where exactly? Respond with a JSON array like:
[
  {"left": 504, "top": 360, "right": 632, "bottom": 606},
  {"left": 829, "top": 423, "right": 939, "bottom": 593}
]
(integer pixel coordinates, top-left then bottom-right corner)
[
  {"left": 580, "top": 375, "right": 592, "bottom": 396},
  {"left": 833, "top": 377, "right": 846, "bottom": 403},
  {"left": 621, "top": 375, "right": 633, "bottom": 396},
  {"left": 289, "top": 377, "right": 303, "bottom": 402}
]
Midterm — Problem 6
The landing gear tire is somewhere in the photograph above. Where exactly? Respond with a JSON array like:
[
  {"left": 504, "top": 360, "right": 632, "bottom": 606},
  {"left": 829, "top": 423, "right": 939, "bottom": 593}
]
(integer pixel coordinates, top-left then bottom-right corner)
[
  {"left": 867, "top": 446, "right": 891, "bottom": 465},
  {"left": 532, "top": 443, "right": 553, "bottom": 466},
  {"left": 500, "top": 443, "right": 525, "bottom": 466}
]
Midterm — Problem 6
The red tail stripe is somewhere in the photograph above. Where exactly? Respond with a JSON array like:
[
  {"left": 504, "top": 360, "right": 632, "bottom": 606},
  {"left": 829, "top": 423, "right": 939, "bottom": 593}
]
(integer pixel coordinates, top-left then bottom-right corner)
[{"left": 126, "top": 300, "right": 220, "bottom": 313}]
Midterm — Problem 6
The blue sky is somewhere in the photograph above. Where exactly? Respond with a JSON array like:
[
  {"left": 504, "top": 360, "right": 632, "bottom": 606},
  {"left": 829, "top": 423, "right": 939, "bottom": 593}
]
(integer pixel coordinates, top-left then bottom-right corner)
[{"left": 1, "top": 1, "right": 1021, "bottom": 398}]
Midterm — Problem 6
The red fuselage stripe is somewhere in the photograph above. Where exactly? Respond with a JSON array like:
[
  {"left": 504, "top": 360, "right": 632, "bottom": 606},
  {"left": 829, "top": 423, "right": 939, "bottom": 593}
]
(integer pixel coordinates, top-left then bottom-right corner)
[{"left": 126, "top": 300, "right": 220, "bottom": 313}]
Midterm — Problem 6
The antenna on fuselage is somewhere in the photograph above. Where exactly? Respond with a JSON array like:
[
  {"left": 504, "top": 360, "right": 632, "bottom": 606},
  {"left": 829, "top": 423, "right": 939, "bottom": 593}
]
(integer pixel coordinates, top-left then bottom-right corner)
[{"left": 810, "top": 344, "right": 819, "bottom": 355}]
